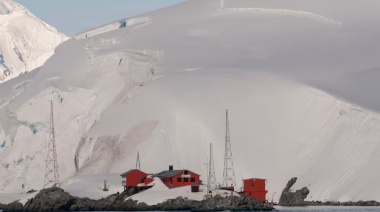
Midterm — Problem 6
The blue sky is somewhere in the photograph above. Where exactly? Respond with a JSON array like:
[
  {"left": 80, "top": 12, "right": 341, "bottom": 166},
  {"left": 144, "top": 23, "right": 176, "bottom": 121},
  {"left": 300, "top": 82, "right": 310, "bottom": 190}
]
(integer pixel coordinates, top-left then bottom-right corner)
[{"left": 14, "top": 0, "right": 185, "bottom": 36}]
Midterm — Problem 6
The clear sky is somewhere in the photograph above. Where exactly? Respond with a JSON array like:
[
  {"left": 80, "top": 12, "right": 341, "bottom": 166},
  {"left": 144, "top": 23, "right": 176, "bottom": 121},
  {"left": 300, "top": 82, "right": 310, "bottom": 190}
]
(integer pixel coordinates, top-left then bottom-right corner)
[{"left": 14, "top": 0, "right": 185, "bottom": 36}]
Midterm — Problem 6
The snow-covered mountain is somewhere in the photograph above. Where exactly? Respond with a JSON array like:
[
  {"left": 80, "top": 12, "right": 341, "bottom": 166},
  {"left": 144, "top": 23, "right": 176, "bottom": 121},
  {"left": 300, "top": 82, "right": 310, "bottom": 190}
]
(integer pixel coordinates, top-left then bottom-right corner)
[
  {"left": 0, "top": 0, "right": 68, "bottom": 82},
  {"left": 1, "top": 0, "right": 380, "bottom": 204}
]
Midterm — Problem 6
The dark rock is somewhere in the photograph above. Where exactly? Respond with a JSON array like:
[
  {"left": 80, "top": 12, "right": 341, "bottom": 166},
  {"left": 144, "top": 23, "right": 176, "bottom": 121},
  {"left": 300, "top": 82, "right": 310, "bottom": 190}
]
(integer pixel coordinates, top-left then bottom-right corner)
[
  {"left": 2, "top": 201, "right": 23, "bottom": 212},
  {"left": 23, "top": 187, "right": 75, "bottom": 212},
  {"left": 307, "top": 200, "right": 380, "bottom": 206},
  {"left": 0, "top": 203, "right": 7, "bottom": 211},
  {"left": 152, "top": 195, "right": 273, "bottom": 211},
  {"left": 69, "top": 198, "right": 96, "bottom": 211},
  {"left": 279, "top": 177, "right": 310, "bottom": 206},
  {"left": 26, "top": 189, "right": 37, "bottom": 194},
  {"left": 1, "top": 186, "right": 273, "bottom": 211}
]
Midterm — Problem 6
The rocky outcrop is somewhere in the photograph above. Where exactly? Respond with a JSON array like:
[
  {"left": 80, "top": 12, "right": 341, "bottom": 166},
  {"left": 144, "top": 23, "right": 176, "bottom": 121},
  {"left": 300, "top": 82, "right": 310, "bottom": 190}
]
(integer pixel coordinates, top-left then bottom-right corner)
[
  {"left": 0, "top": 187, "right": 273, "bottom": 211},
  {"left": 23, "top": 187, "right": 76, "bottom": 212},
  {"left": 152, "top": 195, "right": 272, "bottom": 211},
  {"left": 279, "top": 177, "right": 310, "bottom": 206},
  {"left": 0, "top": 201, "right": 23, "bottom": 212}
]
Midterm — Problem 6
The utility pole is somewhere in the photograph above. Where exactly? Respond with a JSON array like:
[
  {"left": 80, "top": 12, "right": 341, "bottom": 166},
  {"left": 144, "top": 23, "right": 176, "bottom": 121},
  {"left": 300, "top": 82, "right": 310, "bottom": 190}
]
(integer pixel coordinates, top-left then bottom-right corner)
[
  {"left": 43, "top": 100, "right": 60, "bottom": 188},
  {"left": 207, "top": 143, "right": 218, "bottom": 193},
  {"left": 222, "top": 109, "right": 236, "bottom": 187}
]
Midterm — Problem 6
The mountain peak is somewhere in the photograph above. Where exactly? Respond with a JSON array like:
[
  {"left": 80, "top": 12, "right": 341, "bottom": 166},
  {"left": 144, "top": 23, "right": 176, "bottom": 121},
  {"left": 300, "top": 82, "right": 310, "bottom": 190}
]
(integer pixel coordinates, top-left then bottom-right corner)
[
  {"left": 0, "top": 0, "right": 68, "bottom": 83},
  {"left": 0, "top": 0, "right": 30, "bottom": 15}
]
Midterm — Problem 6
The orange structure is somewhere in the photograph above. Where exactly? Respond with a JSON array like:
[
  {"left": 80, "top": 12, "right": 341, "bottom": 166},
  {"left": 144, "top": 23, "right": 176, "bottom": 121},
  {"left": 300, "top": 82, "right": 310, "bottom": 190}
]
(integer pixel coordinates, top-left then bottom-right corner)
[
  {"left": 155, "top": 165, "right": 200, "bottom": 188},
  {"left": 243, "top": 178, "right": 267, "bottom": 202},
  {"left": 120, "top": 169, "right": 153, "bottom": 190}
]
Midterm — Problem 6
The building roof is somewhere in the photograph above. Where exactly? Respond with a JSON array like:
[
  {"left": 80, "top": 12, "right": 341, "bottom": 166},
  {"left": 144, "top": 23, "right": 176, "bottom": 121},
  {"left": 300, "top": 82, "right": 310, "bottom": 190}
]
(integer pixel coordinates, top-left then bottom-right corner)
[
  {"left": 243, "top": 178, "right": 267, "bottom": 181},
  {"left": 120, "top": 169, "right": 145, "bottom": 176},
  {"left": 155, "top": 169, "right": 200, "bottom": 178}
]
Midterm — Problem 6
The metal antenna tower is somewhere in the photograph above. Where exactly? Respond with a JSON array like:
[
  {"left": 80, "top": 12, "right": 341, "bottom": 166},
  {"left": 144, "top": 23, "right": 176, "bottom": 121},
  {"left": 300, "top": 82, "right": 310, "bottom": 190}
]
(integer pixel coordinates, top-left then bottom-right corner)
[
  {"left": 43, "top": 100, "right": 60, "bottom": 188},
  {"left": 136, "top": 151, "right": 141, "bottom": 170},
  {"left": 222, "top": 109, "right": 236, "bottom": 187},
  {"left": 207, "top": 143, "right": 218, "bottom": 193}
]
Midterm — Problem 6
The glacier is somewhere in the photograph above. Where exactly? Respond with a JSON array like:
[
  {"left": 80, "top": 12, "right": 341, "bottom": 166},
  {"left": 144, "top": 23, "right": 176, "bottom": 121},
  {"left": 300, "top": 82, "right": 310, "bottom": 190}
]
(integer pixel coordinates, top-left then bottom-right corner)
[
  {"left": 0, "top": 0, "right": 68, "bottom": 83},
  {"left": 1, "top": 0, "right": 380, "bottom": 204}
]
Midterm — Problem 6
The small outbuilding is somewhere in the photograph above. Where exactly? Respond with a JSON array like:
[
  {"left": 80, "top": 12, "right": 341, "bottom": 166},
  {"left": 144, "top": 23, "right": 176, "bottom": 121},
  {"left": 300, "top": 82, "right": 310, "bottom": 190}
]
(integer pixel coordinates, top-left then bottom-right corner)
[
  {"left": 120, "top": 169, "right": 153, "bottom": 191},
  {"left": 242, "top": 178, "right": 267, "bottom": 202}
]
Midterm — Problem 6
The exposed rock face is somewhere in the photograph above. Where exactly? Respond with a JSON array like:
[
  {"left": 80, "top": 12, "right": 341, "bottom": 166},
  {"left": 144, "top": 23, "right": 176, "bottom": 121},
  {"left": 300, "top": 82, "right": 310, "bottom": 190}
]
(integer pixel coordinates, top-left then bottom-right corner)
[
  {"left": 1, "top": 187, "right": 273, "bottom": 211},
  {"left": 23, "top": 187, "right": 76, "bottom": 212},
  {"left": 279, "top": 177, "right": 310, "bottom": 206}
]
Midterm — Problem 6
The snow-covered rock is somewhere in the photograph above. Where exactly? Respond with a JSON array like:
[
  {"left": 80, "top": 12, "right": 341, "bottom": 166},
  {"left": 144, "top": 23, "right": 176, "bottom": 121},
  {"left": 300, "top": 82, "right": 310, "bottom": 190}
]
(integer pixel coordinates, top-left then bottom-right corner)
[
  {"left": 1, "top": 0, "right": 380, "bottom": 205},
  {"left": 0, "top": 0, "right": 68, "bottom": 83}
]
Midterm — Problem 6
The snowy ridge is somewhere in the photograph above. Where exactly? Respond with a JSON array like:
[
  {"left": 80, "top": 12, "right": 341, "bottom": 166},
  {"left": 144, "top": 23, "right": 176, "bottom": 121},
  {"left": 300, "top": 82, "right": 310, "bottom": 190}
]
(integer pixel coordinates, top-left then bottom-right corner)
[
  {"left": 0, "top": 0, "right": 68, "bottom": 83},
  {"left": 1, "top": 0, "right": 380, "bottom": 205}
]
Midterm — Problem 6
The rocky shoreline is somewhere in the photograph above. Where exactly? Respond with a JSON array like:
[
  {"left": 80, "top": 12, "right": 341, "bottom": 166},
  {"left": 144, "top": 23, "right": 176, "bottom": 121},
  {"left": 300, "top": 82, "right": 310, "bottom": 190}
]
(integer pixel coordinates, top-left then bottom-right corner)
[
  {"left": 278, "top": 177, "right": 380, "bottom": 207},
  {"left": 306, "top": 200, "right": 380, "bottom": 206},
  {"left": 0, "top": 187, "right": 273, "bottom": 211}
]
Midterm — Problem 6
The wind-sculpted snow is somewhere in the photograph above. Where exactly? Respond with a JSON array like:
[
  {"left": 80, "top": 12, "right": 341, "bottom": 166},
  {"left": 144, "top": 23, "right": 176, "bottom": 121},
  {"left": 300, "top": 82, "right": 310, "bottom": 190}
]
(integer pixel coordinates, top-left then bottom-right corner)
[
  {"left": 0, "top": 0, "right": 68, "bottom": 83},
  {"left": 1, "top": 0, "right": 380, "bottom": 205}
]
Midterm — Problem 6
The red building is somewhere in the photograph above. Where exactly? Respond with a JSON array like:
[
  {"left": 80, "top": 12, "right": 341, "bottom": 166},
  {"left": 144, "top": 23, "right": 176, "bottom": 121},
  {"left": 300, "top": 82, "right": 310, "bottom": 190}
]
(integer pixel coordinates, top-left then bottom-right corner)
[
  {"left": 242, "top": 178, "right": 267, "bottom": 202},
  {"left": 120, "top": 169, "right": 153, "bottom": 190},
  {"left": 155, "top": 165, "right": 200, "bottom": 188}
]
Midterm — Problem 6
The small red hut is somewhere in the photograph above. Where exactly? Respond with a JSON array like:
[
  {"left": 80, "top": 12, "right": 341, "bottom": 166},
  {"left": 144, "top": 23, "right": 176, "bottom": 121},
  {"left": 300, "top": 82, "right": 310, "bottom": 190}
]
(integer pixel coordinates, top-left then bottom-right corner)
[
  {"left": 155, "top": 165, "right": 200, "bottom": 188},
  {"left": 120, "top": 169, "right": 153, "bottom": 190},
  {"left": 243, "top": 178, "right": 267, "bottom": 202}
]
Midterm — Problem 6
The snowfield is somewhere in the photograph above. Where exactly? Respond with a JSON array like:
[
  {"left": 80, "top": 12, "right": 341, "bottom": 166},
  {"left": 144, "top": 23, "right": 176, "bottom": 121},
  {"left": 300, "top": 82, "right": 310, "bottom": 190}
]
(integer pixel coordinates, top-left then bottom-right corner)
[
  {"left": 0, "top": 0, "right": 68, "bottom": 83},
  {"left": 1, "top": 0, "right": 380, "bottom": 205}
]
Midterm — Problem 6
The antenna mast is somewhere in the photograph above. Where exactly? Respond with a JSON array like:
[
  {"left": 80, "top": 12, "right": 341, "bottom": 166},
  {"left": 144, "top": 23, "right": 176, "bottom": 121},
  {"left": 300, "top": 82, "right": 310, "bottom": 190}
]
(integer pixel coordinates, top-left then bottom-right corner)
[
  {"left": 207, "top": 143, "right": 218, "bottom": 193},
  {"left": 136, "top": 151, "right": 141, "bottom": 170},
  {"left": 43, "top": 100, "right": 60, "bottom": 188},
  {"left": 222, "top": 109, "right": 236, "bottom": 187}
]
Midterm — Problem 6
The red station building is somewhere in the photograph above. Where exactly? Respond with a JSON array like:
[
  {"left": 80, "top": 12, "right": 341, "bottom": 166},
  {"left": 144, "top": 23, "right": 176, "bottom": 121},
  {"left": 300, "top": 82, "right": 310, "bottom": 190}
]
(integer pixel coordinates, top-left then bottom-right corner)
[
  {"left": 242, "top": 178, "right": 267, "bottom": 202},
  {"left": 155, "top": 165, "right": 200, "bottom": 189},
  {"left": 120, "top": 169, "right": 154, "bottom": 190}
]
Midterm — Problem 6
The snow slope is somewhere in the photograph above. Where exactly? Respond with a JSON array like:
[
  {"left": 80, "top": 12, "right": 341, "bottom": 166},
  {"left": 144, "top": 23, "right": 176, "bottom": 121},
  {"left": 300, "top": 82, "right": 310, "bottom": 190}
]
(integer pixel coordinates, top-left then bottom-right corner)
[
  {"left": 1, "top": 0, "right": 380, "bottom": 204},
  {"left": 0, "top": 0, "right": 68, "bottom": 83}
]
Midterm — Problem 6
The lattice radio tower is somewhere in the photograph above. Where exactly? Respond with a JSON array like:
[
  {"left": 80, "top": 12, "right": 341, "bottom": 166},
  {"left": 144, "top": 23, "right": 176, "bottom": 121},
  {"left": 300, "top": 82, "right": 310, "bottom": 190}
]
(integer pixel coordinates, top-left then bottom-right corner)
[
  {"left": 43, "top": 100, "right": 60, "bottom": 188},
  {"left": 222, "top": 109, "right": 236, "bottom": 187},
  {"left": 207, "top": 143, "right": 218, "bottom": 193}
]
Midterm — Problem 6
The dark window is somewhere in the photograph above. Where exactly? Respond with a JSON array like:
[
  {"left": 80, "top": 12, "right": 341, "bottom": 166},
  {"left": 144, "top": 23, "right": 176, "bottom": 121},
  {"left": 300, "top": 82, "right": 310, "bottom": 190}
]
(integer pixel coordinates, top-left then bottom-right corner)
[
  {"left": 184, "top": 178, "right": 189, "bottom": 182},
  {"left": 191, "top": 178, "right": 195, "bottom": 182},
  {"left": 170, "top": 177, "right": 173, "bottom": 184},
  {"left": 184, "top": 170, "right": 189, "bottom": 175},
  {"left": 177, "top": 178, "right": 182, "bottom": 182}
]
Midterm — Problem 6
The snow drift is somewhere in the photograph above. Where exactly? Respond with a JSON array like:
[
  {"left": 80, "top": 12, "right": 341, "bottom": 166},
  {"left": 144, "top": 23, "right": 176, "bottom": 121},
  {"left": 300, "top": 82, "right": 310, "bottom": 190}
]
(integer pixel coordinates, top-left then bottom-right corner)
[
  {"left": 0, "top": 0, "right": 68, "bottom": 83},
  {"left": 1, "top": 0, "right": 380, "bottom": 204}
]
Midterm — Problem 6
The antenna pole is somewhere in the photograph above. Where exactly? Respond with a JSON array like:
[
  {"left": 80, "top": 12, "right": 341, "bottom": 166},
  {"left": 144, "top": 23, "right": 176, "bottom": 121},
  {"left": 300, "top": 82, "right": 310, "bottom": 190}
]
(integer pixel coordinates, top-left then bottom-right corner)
[
  {"left": 44, "top": 100, "right": 60, "bottom": 188},
  {"left": 136, "top": 151, "right": 141, "bottom": 170}
]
